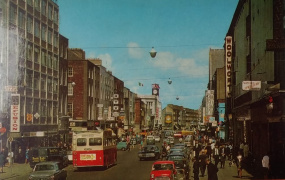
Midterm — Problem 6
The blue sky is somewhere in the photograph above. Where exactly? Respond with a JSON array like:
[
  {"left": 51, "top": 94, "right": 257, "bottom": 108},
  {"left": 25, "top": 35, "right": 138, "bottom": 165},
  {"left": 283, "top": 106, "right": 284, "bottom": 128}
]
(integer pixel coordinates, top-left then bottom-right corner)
[{"left": 58, "top": 0, "right": 238, "bottom": 110}]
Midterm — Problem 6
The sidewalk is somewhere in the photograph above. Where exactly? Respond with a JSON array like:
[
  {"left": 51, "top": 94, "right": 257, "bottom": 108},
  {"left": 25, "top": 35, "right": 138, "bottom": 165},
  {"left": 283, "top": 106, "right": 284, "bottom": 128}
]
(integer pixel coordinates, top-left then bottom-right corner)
[
  {"left": 0, "top": 163, "right": 32, "bottom": 180},
  {"left": 189, "top": 159, "right": 255, "bottom": 180}
]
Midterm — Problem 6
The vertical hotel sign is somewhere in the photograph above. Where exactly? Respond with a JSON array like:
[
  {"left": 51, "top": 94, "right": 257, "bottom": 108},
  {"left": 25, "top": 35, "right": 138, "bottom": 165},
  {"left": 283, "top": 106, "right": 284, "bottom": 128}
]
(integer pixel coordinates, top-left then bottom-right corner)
[
  {"left": 10, "top": 94, "right": 20, "bottom": 132},
  {"left": 225, "top": 36, "right": 232, "bottom": 98}
]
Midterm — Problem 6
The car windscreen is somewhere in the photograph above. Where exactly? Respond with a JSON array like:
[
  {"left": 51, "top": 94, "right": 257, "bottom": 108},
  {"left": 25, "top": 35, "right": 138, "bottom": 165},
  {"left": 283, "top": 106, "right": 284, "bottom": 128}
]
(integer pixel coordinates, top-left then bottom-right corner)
[
  {"left": 35, "top": 164, "right": 55, "bottom": 171},
  {"left": 153, "top": 163, "right": 174, "bottom": 170}
]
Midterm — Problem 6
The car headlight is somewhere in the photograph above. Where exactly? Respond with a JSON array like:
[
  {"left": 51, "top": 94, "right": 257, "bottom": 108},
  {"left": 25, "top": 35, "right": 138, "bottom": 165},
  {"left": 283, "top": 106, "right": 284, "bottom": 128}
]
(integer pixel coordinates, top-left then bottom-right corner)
[{"left": 50, "top": 175, "right": 55, "bottom": 180}]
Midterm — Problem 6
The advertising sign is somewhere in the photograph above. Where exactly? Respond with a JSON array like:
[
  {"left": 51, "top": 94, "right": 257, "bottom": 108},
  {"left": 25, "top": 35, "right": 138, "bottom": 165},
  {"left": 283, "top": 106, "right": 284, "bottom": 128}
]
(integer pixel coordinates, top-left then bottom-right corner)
[
  {"left": 225, "top": 36, "right": 232, "bottom": 98},
  {"left": 10, "top": 94, "right": 20, "bottom": 132}
]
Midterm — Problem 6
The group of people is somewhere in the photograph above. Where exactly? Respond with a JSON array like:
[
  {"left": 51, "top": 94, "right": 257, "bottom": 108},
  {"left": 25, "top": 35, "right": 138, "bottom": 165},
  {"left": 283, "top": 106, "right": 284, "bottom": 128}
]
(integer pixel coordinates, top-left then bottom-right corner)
[{"left": 0, "top": 146, "right": 30, "bottom": 173}]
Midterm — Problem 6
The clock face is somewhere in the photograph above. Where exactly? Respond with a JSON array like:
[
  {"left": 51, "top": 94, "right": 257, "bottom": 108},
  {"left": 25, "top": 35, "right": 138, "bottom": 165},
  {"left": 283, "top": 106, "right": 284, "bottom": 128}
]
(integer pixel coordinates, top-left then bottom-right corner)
[{"left": 153, "top": 89, "right": 158, "bottom": 95}]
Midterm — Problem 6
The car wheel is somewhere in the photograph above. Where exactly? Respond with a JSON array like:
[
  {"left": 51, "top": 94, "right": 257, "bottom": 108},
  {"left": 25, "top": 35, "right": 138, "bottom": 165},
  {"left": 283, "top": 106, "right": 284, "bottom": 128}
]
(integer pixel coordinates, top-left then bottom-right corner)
[{"left": 122, "top": 147, "right": 126, "bottom": 151}]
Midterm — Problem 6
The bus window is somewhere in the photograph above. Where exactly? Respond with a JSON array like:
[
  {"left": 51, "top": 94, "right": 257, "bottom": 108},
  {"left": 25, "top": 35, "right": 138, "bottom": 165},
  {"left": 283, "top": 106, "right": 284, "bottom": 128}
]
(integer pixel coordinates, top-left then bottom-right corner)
[
  {"left": 89, "top": 138, "right": 102, "bottom": 146},
  {"left": 77, "top": 138, "right": 87, "bottom": 146}
]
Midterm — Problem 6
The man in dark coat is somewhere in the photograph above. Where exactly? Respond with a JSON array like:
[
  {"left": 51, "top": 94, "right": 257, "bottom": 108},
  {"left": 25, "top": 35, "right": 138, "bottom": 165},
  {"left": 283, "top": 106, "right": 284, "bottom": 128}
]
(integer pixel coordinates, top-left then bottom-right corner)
[
  {"left": 199, "top": 150, "right": 207, "bottom": 177},
  {"left": 206, "top": 158, "right": 218, "bottom": 180},
  {"left": 0, "top": 151, "right": 5, "bottom": 172},
  {"left": 192, "top": 157, "right": 200, "bottom": 180}
]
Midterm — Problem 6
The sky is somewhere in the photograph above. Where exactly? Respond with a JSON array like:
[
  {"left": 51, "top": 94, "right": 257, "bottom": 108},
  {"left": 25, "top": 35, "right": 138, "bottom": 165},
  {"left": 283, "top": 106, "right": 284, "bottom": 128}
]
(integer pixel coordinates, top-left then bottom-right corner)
[{"left": 58, "top": 0, "right": 239, "bottom": 110}]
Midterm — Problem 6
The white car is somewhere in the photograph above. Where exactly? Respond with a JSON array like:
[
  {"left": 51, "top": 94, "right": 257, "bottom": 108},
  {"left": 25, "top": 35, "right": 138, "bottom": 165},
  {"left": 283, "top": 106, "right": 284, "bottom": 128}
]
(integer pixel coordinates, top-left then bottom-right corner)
[
  {"left": 154, "top": 136, "right": 161, "bottom": 142},
  {"left": 167, "top": 137, "right": 174, "bottom": 144}
]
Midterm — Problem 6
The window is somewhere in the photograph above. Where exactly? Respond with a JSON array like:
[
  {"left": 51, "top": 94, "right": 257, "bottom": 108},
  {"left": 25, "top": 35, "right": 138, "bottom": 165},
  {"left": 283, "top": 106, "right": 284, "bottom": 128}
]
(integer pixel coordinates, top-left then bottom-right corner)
[
  {"left": 77, "top": 138, "right": 87, "bottom": 146},
  {"left": 53, "top": 56, "right": 58, "bottom": 70},
  {"left": 9, "top": 4, "right": 17, "bottom": 24},
  {"left": 47, "top": 53, "right": 52, "bottom": 68},
  {"left": 68, "top": 67, "right": 73, "bottom": 77},
  {"left": 68, "top": 83, "right": 74, "bottom": 95},
  {"left": 27, "top": 16, "right": 33, "bottom": 33},
  {"left": 89, "top": 138, "right": 102, "bottom": 146},
  {"left": 34, "top": 77, "right": 39, "bottom": 90},
  {"left": 18, "top": 10, "right": 25, "bottom": 29},
  {"left": 67, "top": 103, "right": 73, "bottom": 116},
  {"left": 27, "top": 0, "right": 33, "bottom": 6},
  {"left": 41, "top": 25, "right": 46, "bottom": 41},
  {"left": 53, "top": 79, "right": 57, "bottom": 92},
  {"left": 34, "top": 47, "right": 39, "bottom": 63},
  {"left": 53, "top": 9, "right": 58, "bottom": 24},
  {"left": 34, "top": 0, "right": 40, "bottom": 11},
  {"left": 41, "top": 50, "right": 46, "bottom": 65},
  {"left": 41, "top": 77, "right": 46, "bottom": 92},
  {"left": 47, "top": 78, "right": 52, "bottom": 92},
  {"left": 41, "top": 0, "right": 47, "bottom": 16},
  {"left": 48, "top": 4, "right": 53, "bottom": 20},
  {"left": 34, "top": 20, "right": 40, "bottom": 37},
  {"left": 27, "top": 43, "right": 33, "bottom": 61},
  {"left": 53, "top": 33, "right": 58, "bottom": 47},
  {"left": 48, "top": 29, "right": 52, "bottom": 44}
]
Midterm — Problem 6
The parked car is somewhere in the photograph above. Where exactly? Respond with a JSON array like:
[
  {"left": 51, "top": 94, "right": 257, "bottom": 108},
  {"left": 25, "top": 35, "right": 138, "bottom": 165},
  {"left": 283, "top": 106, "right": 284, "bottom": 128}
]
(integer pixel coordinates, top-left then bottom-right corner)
[
  {"left": 146, "top": 135, "right": 155, "bottom": 145},
  {"left": 117, "top": 141, "right": 128, "bottom": 151},
  {"left": 154, "top": 136, "right": 161, "bottom": 142},
  {"left": 167, "top": 152, "right": 188, "bottom": 163},
  {"left": 175, "top": 168, "right": 187, "bottom": 180},
  {"left": 29, "top": 161, "right": 67, "bottom": 180},
  {"left": 173, "top": 159, "right": 190, "bottom": 180},
  {"left": 138, "top": 145, "right": 161, "bottom": 160},
  {"left": 150, "top": 160, "right": 176, "bottom": 180},
  {"left": 167, "top": 136, "right": 174, "bottom": 144}
]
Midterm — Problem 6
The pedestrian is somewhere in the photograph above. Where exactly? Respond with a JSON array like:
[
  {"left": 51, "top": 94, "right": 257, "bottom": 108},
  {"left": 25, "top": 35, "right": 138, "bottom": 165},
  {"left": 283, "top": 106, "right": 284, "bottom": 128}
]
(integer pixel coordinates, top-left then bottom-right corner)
[
  {"left": 192, "top": 157, "right": 200, "bottom": 180},
  {"left": 243, "top": 142, "right": 249, "bottom": 158},
  {"left": 213, "top": 145, "right": 220, "bottom": 167},
  {"left": 199, "top": 150, "right": 207, "bottom": 177},
  {"left": 219, "top": 145, "right": 226, "bottom": 168},
  {"left": 0, "top": 151, "right": 5, "bottom": 173},
  {"left": 239, "top": 141, "right": 244, "bottom": 156},
  {"left": 7, "top": 151, "right": 14, "bottom": 167},
  {"left": 140, "top": 139, "right": 144, "bottom": 149},
  {"left": 25, "top": 147, "right": 29, "bottom": 164},
  {"left": 236, "top": 151, "right": 243, "bottom": 178},
  {"left": 205, "top": 158, "right": 218, "bottom": 180},
  {"left": 262, "top": 153, "right": 270, "bottom": 179}
]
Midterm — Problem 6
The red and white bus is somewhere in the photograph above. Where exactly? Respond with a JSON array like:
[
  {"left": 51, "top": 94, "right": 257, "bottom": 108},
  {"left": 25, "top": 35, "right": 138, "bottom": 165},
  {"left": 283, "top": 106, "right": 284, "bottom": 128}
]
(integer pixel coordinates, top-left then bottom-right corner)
[{"left": 72, "top": 129, "right": 117, "bottom": 169}]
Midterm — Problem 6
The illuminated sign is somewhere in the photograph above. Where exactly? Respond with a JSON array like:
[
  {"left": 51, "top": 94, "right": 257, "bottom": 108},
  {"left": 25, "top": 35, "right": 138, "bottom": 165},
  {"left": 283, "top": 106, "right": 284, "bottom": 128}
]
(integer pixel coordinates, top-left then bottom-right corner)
[
  {"left": 225, "top": 36, "right": 232, "bottom": 98},
  {"left": 10, "top": 94, "right": 20, "bottom": 132}
]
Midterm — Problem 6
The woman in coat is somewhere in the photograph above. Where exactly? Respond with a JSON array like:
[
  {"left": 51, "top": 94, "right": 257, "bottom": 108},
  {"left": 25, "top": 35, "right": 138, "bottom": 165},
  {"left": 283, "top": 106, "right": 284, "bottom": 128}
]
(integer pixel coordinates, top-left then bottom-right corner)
[{"left": 0, "top": 151, "right": 5, "bottom": 172}]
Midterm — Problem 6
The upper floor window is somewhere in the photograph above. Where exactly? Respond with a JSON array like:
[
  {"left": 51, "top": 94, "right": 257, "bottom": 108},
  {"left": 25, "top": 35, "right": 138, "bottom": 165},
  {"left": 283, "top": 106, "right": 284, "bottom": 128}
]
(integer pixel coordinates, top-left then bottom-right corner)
[
  {"left": 68, "top": 67, "right": 73, "bottom": 77},
  {"left": 18, "top": 10, "right": 25, "bottom": 29},
  {"left": 9, "top": 4, "right": 17, "bottom": 24},
  {"left": 27, "top": 0, "right": 33, "bottom": 6},
  {"left": 27, "top": 16, "right": 33, "bottom": 33},
  {"left": 41, "top": 25, "right": 47, "bottom": 41},
  {"left": 34, "top": 20, "right": 40, "bottom": 37},
  {"left": 41, "top": 0, "right": 47, "bottom": 16},
  {"left": 68, "top": 83, "right": 74, "bottom": 95},
  {"left": 34, "top": 0, "right": 40, "bottom": 11},
  {"left": 48, "top": 4, "right": 53, "bottom": 20}
]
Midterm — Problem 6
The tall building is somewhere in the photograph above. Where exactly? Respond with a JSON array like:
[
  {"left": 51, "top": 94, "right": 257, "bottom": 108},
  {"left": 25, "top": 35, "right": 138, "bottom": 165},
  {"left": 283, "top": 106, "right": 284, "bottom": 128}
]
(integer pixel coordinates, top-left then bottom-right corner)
[
  {"left": 226, "top": 0, "right": 285, "bottom": 176},
  {"left": 0, "top": 0, "right": 60, "bottom": 149}
]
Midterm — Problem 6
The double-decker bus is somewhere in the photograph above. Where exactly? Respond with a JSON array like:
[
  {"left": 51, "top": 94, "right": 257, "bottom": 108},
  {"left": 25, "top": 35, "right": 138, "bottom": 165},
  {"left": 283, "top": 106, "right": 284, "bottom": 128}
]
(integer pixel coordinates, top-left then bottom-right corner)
[{"left": 72, "top": 129, "right": 117, "bottom": 169}]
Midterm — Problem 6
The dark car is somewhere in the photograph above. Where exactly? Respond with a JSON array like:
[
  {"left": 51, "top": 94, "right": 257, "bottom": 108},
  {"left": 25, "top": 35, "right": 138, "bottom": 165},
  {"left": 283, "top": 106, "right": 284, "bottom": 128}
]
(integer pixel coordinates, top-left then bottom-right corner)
[
  {"left": 167, "top": 152, "right": 188, "bottom": 163},
  {"left": 173, "top": 159, "right": 190, "bottom": 180},
  {"left": 29, "top": 147, "right": 68, "bottom": 168},
  {"left": 29, "top": 161, "right": 67, "bottom": 180},
  {"left": 138, "top": 145, "right": 161, "bottom": 160}
]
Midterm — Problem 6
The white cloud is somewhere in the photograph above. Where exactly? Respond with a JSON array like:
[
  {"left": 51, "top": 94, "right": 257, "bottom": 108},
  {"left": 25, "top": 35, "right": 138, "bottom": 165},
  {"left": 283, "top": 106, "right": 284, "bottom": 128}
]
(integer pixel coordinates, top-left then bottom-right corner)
[
  {"left": 151, "top": 50, "right": 208, "bottom": 77},
  {"left": 127, "top": 42, "right": 144, "bottom": 59}
]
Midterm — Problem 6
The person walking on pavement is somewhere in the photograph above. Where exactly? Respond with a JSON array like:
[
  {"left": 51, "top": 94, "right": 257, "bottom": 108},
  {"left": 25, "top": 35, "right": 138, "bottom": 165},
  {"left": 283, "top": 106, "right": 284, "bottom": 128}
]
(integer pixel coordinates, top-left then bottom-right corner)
[
  {"left": 192, "top": 157, "right": 200, "bottom": 180},
  {"left": 0, "top": 151, "right": 5, "bottom": 173},
  {"left": 7, "top": 151, "right": 14, "bottom": 167},
  {"left": 236, "top": 151, "right": 243, "bottom": 178},
  {"left": 219, "top": 145, "right": 226, "bottom": 169},
  {"left": 243, "top": 142, "right": 249, "bottom": 158},
  {"left": 213, "top": 144, "right": 220, "bottom": 167},
  {"left": 262, "top": 153, "right": 270, "bottom": 179},
  {"left": 206, "top": 158, "right": 218, "bottom": 180},
  {"left": 199, "top": 150, "right": 207, "bottom": 177},
  {"left": 25, "top": 147, "right": 29, "bottom": 164}
]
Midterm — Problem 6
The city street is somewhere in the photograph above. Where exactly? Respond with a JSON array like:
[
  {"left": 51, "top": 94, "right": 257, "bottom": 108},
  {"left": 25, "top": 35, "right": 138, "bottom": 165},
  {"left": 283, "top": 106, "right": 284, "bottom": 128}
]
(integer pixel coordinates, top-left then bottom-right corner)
[{"left": 1, "top": 142, "right": 255, "bottom": 180}]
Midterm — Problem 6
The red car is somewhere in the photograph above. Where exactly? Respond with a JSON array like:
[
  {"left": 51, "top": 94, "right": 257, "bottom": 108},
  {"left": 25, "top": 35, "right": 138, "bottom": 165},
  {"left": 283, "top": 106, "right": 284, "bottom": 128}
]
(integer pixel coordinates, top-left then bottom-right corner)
[{"left": 150, "top": 160, "right": 176, "bottom": 180}]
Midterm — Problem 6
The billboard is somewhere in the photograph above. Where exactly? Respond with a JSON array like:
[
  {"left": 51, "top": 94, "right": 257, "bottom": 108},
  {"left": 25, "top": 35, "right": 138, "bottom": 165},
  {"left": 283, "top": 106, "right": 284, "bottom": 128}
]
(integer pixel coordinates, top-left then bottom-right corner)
[
  {"left": 225, "top": 36, "right": 232, "bottom": 98},
  {"left": 10, "top": 94, "right": 20, "bottom": 132}
]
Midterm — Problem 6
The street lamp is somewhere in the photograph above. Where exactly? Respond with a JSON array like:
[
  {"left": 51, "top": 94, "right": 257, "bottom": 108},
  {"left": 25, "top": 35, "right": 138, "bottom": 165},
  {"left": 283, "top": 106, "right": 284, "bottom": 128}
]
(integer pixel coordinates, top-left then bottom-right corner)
[
  {"left": 149, "top": 47, "right": 157, "bottom": 58},
  {"left": 168, "top": 78, "right": 172, "bottom": 85}
]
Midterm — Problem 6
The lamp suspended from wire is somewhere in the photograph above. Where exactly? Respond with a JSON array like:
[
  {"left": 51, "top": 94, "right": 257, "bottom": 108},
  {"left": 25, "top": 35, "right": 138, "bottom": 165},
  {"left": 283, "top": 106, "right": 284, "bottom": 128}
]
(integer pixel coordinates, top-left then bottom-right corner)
[
  {"left": 168, "top": 78, "right": 172, "bottom": 85},
  {"left": 176, "top": 96, "right": 179, "bottom": 100},
  {"left": 149, "top": 47, "right": 157, "bottom": 58}
]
